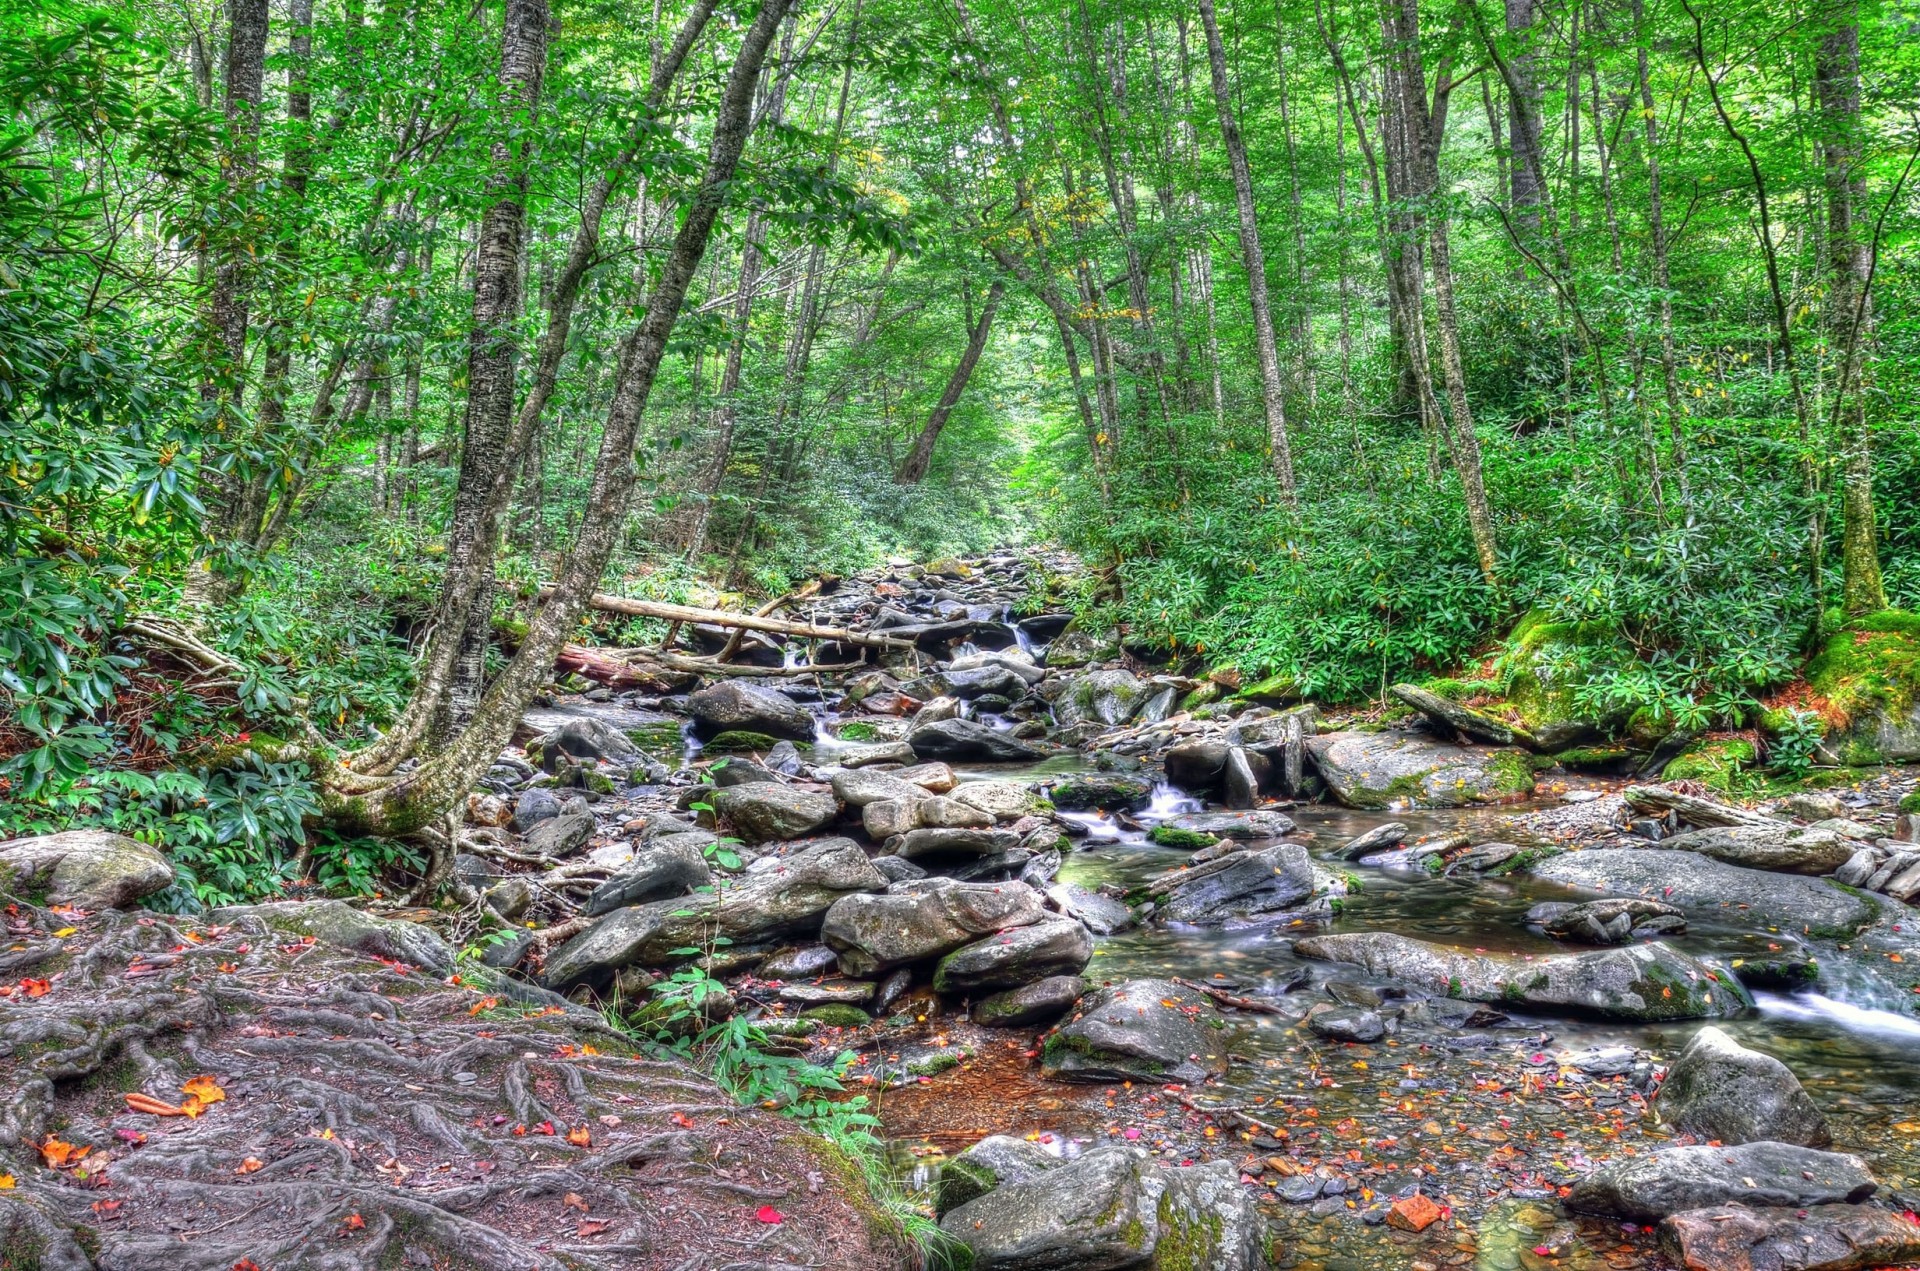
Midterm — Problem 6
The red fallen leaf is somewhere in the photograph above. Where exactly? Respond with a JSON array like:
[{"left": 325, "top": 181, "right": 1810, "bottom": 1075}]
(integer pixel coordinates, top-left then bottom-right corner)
[
  {"left": 577, "top": 1219, "right": 609, "bottom": 1236},
  {"left": 343, "top": 1213, "right": 366, "bottom": 1230},
  {"left": 91, "top": 1199, "right": 122, "bottom": 1214},
  {"left": 1533, "top": 1246, "right": 1553, "bottom": 1257},
  {"left": 234, "top": 1261, "right": 263, "bottom": 1271},
  {"left": 670, "top": 1112, "right": 694, "bottom": 1129},
  {"left": 114, "top": 1130, "right": 147, "bottom": 1146},
  {"left": 755, "top": 1205, "right": 785, "bottom": 1224},
  {"left": 20, "top": 978, "right": 51, "bottom": 998},
  {"left": 533, "top": 1121, "right": 555, "bottom": 1136}
]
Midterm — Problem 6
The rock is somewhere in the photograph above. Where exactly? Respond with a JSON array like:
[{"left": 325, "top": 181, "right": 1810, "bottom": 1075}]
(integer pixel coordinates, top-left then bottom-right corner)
[
  {"left": 703, "top": 729, "right": 779, "bottom": 754},
  {"left": 1804, "top": 612, "right": 1920, "bottom": 765},
  {"left": 511, "top": 787, "right": 563, "bottom": 833},
  {"left": 1046, "top": 882, "right": 1133, "bottom": 934},
  {"left": 909, "top": 717, "right": 1044, "bottom": 763},
  {"left": 1391, "top": 683, "right": 1539, "bottom": 749},
  {"left": 907, "top": 695, "right": 962, "bottom": 729},
  {"left": 932, "top": 916, "right": 1092, "bottom": 993},
  {"left": 710, "top": 783, "right": 838, "bottom": 842},
  {"left": 862, "top": 798, "right": 922, "bottom": 839},
  {"left": 1049, "top": 773, "right": 1154, "bottom": 811},
  {"left": 892, "top": 828, "right": 1020, "bottom": 861},
  {"left": 1657, "top": 824, "right": 1856, "bottom": 875},
  {"left": 902, "top": 665, "right": 1029, "bottom": 701},
  {"left": 1306, "top": 1003, "right": 1386, "bottom": 1043},
  {"left": 523, "top": 809, "right": 594, "bottom": 858},
  {"left": 1658, "top": 1203, "right": 1920, "bottom": 1271},
  {"left": 1222, "top": 746, "right": 1262, "bottom": 809},
  {"left": 1044, "top": 622, "right": 1120, "bottom": 669},
  {"left": 758, "top": 943, "right": 839, "bottom": 979},
  {"left": 1656, "top": 1025, "right": 1832, "bottom": 1147},
  {"left": 951, "top": 779, "right": 1044, "bottom": 821},
  {"left": 1154, "top": 810, "right": 1297, "bottom": 842},
  {"left": 939, "top": 1146, "right": 1269, "bottom": 1271},
  {"left": 1528, "top": 849, "right": 1877, "bottom": 936},
  {"left": 1565, "top": 1142, "right": 1877, "bottom": 1222},
  {"left": 1306, "top": 731, "right": 1535, "bottom": 808},
  {"left": 831, "top": 769, "right": 926, "bottom": 807},
  {"left": 466, "top": 792, "right": 513, "bottom": 827},
  {"left": 1338, "top": 822, "right": 1408, "bottom": 858},
  {"left": 974, "top": 975, "right": 1086, "bottom": 1028},
  {"left": 0, "top": 830, "right": 171, "bottom": 910},
  {"left": 1294, "top": 932, "right": 1750, "bottom": 1021},
  {"left": 705, "top": 756, "right": 778, "bottom": 787},
  {"left": 585, "top": 838, "right": 713, "bottom": 916},
  {"left": 543, "top": 838, "right": 884, "bottom": 991},
  {"left": 1781, "top": 791, "right": 1850, "bottom": 822},
  {"left": 1526, "top": 898, "right": 1686, "bottom": 944},
  {"left": 1148, "top": 843, "right": 1318, "bottom": 924},
  {"left": 686, "top": 682, "right": 816, "bottom": 742},
  {"left": 540, "top": 716, "right": 644, "bottom": 769},
  {"left": 949, "top": 650, "right": 1047, "bottom": 684},
  {"left": 1042, "top": 978, "right": 1230, "bottom": 1084},
  {"left": 821, "top": 879, "right": 1047, "bottom": 976},
  {"left": 935, "top": 1135, "right": 1061, "bottom": 1216},
  {"left": 1056, "top": 668, "right": 1150, "bottom": 728},
  {"left": 1385, "top": 1193, "right": 1444, "bottom": 1233},
  {"left": 894, "top": 762, "right": 959, "bottom": 793},
  {"left": 1164, "top": 740, "right": 1231, "bottom": 791},
  {"left": 215, "top": 899, "right": 453, "bottom": 973},
  {"left": 918, "top": 794, "right": 996, "bottom": 829},
  {"left": 833, "top": 739, "right": 918, "bottom": 769}
]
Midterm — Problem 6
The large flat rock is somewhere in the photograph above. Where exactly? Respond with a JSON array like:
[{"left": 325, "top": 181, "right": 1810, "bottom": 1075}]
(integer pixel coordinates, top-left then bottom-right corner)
[
  {"left": 1528, "top": 848, "right": 1877, "bottom": 936},
  {"left": 1305, "top": 730, "right": 1534, "bottom": 808}
]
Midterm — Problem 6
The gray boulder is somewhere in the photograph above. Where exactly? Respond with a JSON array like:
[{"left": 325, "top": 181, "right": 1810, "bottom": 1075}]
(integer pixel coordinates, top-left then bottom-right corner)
[
  {"left": 1055, "top": 669, "right": 1151, "bottom": 729},
  {"left": 1294, "top": 932, "right": 1750, "bottom": 1021},
  {"left": 0, "top": 830, "right": 171, "bottom": 910},
  {"left": 1390, "top": 683, "right": 1538, "bottom": 749},
  {"left": 1658, "top": 824, "right": 1856, "bottom": 875},
  {"left": 1163, "top": 741, "right": 1230, "bottom": 792},
  {"left": 1337, "top": 822, "right": 1408, "bottom": 859},
  {"left": 511, "top": 787, "right": 562, "bottom": 833},
  {"left": 1153, "top": 810, "right": 1296, "bottom": 842},
  {"left": 686, "top": 682, "right": 816, "bottom": 741},
  {"left": 951, "top": 780, "right": 1045, "bottom": 821},
  {"left": 1528, "top": 849, "right": 1877, "bottom": 936},
  {"left": 1656, "top": 1025, "right": 1832, "bottom": 1147},
  {"left": 892, "top": 828, "right": 1020, "bottom": 861},
  {"left": 710, "top": 783, "right": 838, "bottom": 842},
  {"left": 909, "top": 718, "right": 1044, "bottom": 763},
  {"left": 974, "top": 975, "right": 1086, "bottom": 1028},
  {"left": 585, "top": 838, "right": 713, "bottom": 916},
  {"left": 1043, "top": 978, "right": 1230, "bottom": 1084},
  {"left": 215, "top": 899, "right": 453, "bottom": 974},
  {"left": 539, "top": 717, "right": 644, "bottom": 769},
  {"left": 1306, "top": 1003, "right": 1386, "bottom": 1043},
  {"left": 821, "top": 879, "right": 1046, "bottom": 976},
  {"left": 1046, "top": 882, "right": 1133, "bottom": 935},
  {"left": 935, "top": 1135, "right": 1061, "bottom": 1216},
  {"left": 939, "top": 1146, "right": 1269, "bottom": 1271},
  {"left": 1305, "top": 731, "right": 1534, "bottom": 808},
  {"left": 1659, "top": 1204, "right": 1920, "bottom": 1271},
  {"left": 543, "top": 838, "right": 884, "bottom": 991},
  {"left": 932, "top": 916, "right": 1092, "bottom": 993},
  {"left": 831, "top": 769, "right": 928, "bottom": 807},
  {"left": 1147, "top": 843, "right": 1318, "bottom": 924},
  {"left": 1526, "top": 898, "right": 1686, "bottom": 945},
  {"left": 1565, "top": 1141, "right": 1876, "bottom": 1222},
  {"left": 523, "top": 809, "right": 594, "bottom": 858},
  {"left": 1049, "top": 774, "right": 1154, "bottom": 811}
]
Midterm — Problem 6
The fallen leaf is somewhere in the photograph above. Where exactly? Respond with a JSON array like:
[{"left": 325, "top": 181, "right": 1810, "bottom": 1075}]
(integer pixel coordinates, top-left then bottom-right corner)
[
  {"left": 181, "top": 1075, "right": 226, "bottom": 1106},
  {"left": 468, "top": 996, "right": 500, "bottom": 1016},
  {"left": 37, "top": 1138, "right": 88, "bottom": 1168},
  {"left": 670, "top": 1112, "right": 694, "bottom": 1129},
  {"left": 563, "top": 1192, "right": 589, "bottom": 1213},
  {"left": 566, "top": 1126, "right": 592, "bottom": 1147},
  {"left": 232, "top": 1261, "right": 262, "bottom": 1271},
  {"left": 0, "top": 1175, "right": 13, "bottom": 1189},
  {"left": 236, "top": 1157, "right": 265, "bottom": 1175},
  {"left": 20, "top": 978, "right": 50, "bottom": 999},
  {"left": 755, "top": 1205, "right": 785, "bottom": 1224},
  {"left": 52, "top": 927, "right": 77, "bottom": 938},
  {"left": 123, "top": 1093, "right": 186, "bottom": 1117},
  {"left": 577, "top": 1219, "right": 609, "bottom": 1236},
  {"left": 343, "top": 1213, "right": 366, "bottom": 1230}
]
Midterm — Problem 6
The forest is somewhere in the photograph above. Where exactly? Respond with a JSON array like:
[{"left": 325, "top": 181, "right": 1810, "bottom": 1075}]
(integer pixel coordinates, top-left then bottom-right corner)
[{"left": 4, "top": 0, "right": 1920, "bottom": 1264}]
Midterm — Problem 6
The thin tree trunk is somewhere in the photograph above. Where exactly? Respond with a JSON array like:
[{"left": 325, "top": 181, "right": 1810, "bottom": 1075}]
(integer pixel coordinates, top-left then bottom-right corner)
[
  {"left": 1196, "top": 0, "right": 1297, "bottom": 504},
  {"left": 1630, "top": 0, "right": 1687, "bottom": 499},
  {"left": 896, "top": 279, "right": 1005, "bottom": 484}
]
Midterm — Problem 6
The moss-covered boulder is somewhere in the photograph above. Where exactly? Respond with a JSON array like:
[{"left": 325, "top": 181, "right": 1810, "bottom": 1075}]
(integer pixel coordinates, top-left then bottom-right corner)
[
  {"left": 702, "top": 729, "right": 779, "bottom": 754},
  {"left": 1500, "top": 610, "right": 1627, "bottom": 747},
  {"left": 1304, "top": 731, "right": 1536, "bottom": 808},
  {"left": 1805, "top": 610, "right": 1920, "bottom": 765},
  {"left": 1662, "top": 736, "right": 1757, "bottom": 789}
]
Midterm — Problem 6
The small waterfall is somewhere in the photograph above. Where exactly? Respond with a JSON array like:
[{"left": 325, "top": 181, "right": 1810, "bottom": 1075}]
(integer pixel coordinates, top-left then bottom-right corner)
[
  {"left": 1142, "top": 781, "right": 1204, "bottom": 819},
  {"left": 1756, "top": 993, "right": 1920, "bottom": 1043}
]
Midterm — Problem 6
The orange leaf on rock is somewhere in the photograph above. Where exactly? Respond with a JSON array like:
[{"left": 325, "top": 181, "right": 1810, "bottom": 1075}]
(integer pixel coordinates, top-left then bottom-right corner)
[
  {"left": 20, "top": 978, "right": 50, "bottom": 998},
  {"left": 343, "top": 1213, "right": 366, "bottom": 1231},
  {"left": 0, "top": 1174, "right": 14, "bottom": 1189},
  {"left": 563, "top": 1192, "right": 589, "bottom": 1213},
  {"left": 577, "top": 1219, "right": 609, "bottom": 1237},
  {"left": 236, "top": 1157, "right": 265, "bottom": 1175},
  {"left": 566, "top": 1126, "right": 591, "bottom": 1147},
  {"left": 124, "top": 1094, "right": 186, "bottom": 1117},
  {"left": 1386, "top": 1194, "right": 1443, "bottom": 1233},
  {"left": 232, "top": 1261, "right": 262, "bottom": 1271},
  {"left": 37, "top": 1138, "right": 87, "bottom": 1168},
  {"left": 181, "top": 1076, "right": 226, "bottom": 1105}
]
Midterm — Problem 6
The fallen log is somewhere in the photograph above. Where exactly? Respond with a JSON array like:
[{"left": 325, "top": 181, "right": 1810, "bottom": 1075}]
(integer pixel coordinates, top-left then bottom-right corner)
[
  {"left": 553, "top": 644, "right": 698, "bottom": 694},
  {"left": 547, "top": 589, "right": 916, "bottom": 651},
  {"left": 1623, "top": 784, "right": 1778, "bottom": 829}
]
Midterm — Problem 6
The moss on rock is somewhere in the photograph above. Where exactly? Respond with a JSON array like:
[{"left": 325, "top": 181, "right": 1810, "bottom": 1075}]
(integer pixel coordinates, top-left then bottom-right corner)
[
  {"left": 703, "top": 730, "right": 780, "bottom": 754},
  {"left": 1499, "top": 610, "right": 1623, "bottom": 730},
  {"left": 1804, "top": 610, "right": 1920, "bottom": 765},
  {"left": 1662, "top": 737, "right": 1757, "bottom": 790}
]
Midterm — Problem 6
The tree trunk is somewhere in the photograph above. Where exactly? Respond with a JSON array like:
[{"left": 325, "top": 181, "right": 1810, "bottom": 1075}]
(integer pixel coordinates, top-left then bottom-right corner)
[
  {"left": 897, "top": 279, "right": 1005, "bottom": 484},
  {"left": 1816, "top": 7, "right": 1885, "bottom": 615},
  {"left": 1630, "top": 0, "right": 1687, "bottom": 500},
  {"left": 1196, "top": 0, "right": 1297, "bottom": 504},
  {"left": 1504, "top": 0, "right": 1543, "bottom": 244}
]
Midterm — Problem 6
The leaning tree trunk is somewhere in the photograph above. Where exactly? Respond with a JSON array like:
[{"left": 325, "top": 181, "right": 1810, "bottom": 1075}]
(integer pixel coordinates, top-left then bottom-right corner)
[
  {"left": 896, "top": 279, "right": 1005, "bottom": 484},
  {"left": 1817, "top": 5, "right": 1886, "bottom": 616},
  {"left": 327, "top": 0, "right": 798, "bottom": 845},
  {"left": 1196, "top": 0, "right": 1297, "bottom": 505}
]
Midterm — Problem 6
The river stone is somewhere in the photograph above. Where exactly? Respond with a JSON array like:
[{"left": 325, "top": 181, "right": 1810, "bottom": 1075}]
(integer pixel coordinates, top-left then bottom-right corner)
[
  {"left": 1338, "top": 822, "right": 1409, "bottom": 859},
  {"left": 1526, "top": 898, "right": 1686, "bottom": 944},
  {"left": 758, "top": 943, "right": 840, "bottom": 979},
  {"left": 710, "top": 783, "right": 838, "bottom": 843},
  {"left": 543, "top": 838, "right": 884, "bottom": 991},
  {"left": 901, "top": 665, "right": 1029, "bottom": 701},
  {"left": 935, "top": 1134, "right": 1061, "bottom": 1217},
  {"left": 821, "top": 879, "right": 1046, "bottom": 977},
  {"left": 539, "top": 716, "right": 644, "bottom": 769},
  {"left": 704, "top": 756, "right": 779, "bottom": 788},
  {"left": 585, "top": 838, "right": 713, "bottom": 915},
  {"left": 892, "top": 827, "right": 1020, "bottom": 861},
  {"left": 1043, "top": 978, "right": 1230, "bottom": 1084},
  {"left": 932, "top": 916, "right": 1092, "bottom": 993},
  {"left": 949, "top": 650, "right": 1046, "bottom": 684},
  {"left": 974, "top": 974, "right": 1086, "bottom": 1028},
  {"left": 1294, "top": 932, "right": 1750, "bottom": 1021},
  {"left": 511, "top": 787, "right": 563, "bottom": 833},
  {"left": 1657, "top": 824, "right": 1856, "bottom": 876},
  {"left": 1565, "top": 1142, "right": 1876, "bottom": 1222},
  {"left": 1528, "top": 849, "right": 1877, "bottom": 936},
  {"left": 1306, "top": 1003, "right": 1386, "bottom": 1043},
  {"left": 522, "top": 809, "right": 595, "bottom": 858},
  {"left": 1055, "top": 668, "right": 1150, "bottom": 728},
  {"left": 894, "top": 762, "right": 958, "bottom": 793},
  {"left": 686, "top": 682, "right": 816, "bottom": 742},
  {"left": 1658, "top": 1203, "right": 1920, "bottom": 1271},
  {"left": 1158, "top": 810, "right": 1297, "bottom": 843},
  {"left": 951, "top": 780, "right": 1045, "bottom": 821},
  {"left": 1163, "top": 740, "right": 1231, "bottom": 792},
  {"left": 1048, "top": 773, "right": 1154, "bottom": 811},
  {"left": 1150, "top": 843, "right": 1318, "bottom": 924},
  {"left": 918, "top": 794, "right": 996, "bottom": 829},
  {"left": 833, "top": 740, "right": 919, "bottom": 769},
  {"left": 939, "top": 1147, "right": 1269, "bottom": 1271},
  {"left": 1046, "top": 882, "right": 1133, "bottom": 934},
  {"left": 215, "top": 899, "right": 453, "bottom": 974},
  {"left": 1222, "top": 746, "right": 1263, "bottom": 809},
  {"left": 1656, "top": 1025, "right": 1832, "bottom": 1147},
  {"left": 909, "top": 717, "right": 1044, "bottom": 762},
  {"left": 1390, "top": 682, "right": 1539, "bottom": 749},
  {"left": 830, "top": 769, "right": 926, "bottom": 807},
  {"left": 0, "top": 830, "right": 172, "bottom": 911},
  {"left": 1306, "top": 730, "right": 1534, "bottom": 808}
]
